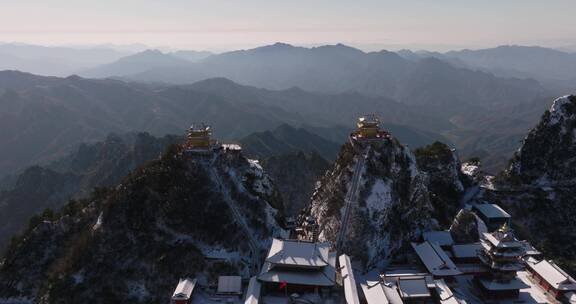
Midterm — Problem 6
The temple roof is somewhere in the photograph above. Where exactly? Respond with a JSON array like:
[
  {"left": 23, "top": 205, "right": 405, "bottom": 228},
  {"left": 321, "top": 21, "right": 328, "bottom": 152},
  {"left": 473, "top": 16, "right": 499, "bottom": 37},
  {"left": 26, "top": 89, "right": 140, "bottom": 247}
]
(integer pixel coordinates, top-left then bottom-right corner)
[
  {"left": 361, "top": 281, "right": 390, "bottom": 304},
  {"left": 423, "top": 231, "right": 454, "bottom": 247},
  {"left": 265, "top": 238, "right": 330, "bottom": 268},
  {"left": 526, "top": 257, "right": 576, "bottom": 291},
  {"left": 411, "top": 241, "right": 462, "bottom": 276},
  {"left": 434, "top": 279, "right": 460, "bottom": 304},
  {"left": 478, "top": 277, "right": 528, "bottom": 290},
  {"left": 358, "top": 114, "right": 380, "bottom": 127},
  {"left": 473, "top": 203, "right": 511, "bottom": 219},
  {"left": 361, "top": 281, "right": 405, "bottom": 304},
  {"left": 398, "top": 278, "right": 431, "bottom": 299},
  {"left": 258, "top": 251, "right": 336, "bottom": 286},
  {"left": 189, "top": 123, "right": 211, "bottom": 132},
  {"left": 451, "top": 243, "right": 481, "bottom": 258},
  {"left": 482, "top": 229, "right": 524, "bottom": 249},
  {"left": 244, "top": 276, "right": 261, "bottom": 304},
  {"left": 172, "top": 278, "right": 197, "bottom": 300}
]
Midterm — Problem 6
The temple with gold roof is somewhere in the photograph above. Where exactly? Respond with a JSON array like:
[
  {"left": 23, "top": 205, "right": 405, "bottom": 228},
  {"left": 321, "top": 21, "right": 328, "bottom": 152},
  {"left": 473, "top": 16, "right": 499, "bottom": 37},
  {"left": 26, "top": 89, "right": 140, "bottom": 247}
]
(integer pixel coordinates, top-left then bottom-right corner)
[
  {"left": 350, "top": 114, "right": 390, "bottom": 141},
  {"left": 184, "top": 123, "right": 219, "bottom": 153}
]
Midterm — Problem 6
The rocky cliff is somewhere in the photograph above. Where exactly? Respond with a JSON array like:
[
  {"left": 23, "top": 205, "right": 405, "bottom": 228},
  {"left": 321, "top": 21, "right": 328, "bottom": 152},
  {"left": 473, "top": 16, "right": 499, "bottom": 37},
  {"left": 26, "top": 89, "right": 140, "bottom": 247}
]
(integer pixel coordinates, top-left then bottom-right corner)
[
  {"left": 414, "top": 142, "right": 465, "bottom": 227},
  {"left": 485, "top": 95, "right": 576, "bottom": 275},
  {"left": 309, "top": 138, "right": 437, "bottom": 269},
  {"left": 504, "top": 95, "right": 576, "bottom": 185}
]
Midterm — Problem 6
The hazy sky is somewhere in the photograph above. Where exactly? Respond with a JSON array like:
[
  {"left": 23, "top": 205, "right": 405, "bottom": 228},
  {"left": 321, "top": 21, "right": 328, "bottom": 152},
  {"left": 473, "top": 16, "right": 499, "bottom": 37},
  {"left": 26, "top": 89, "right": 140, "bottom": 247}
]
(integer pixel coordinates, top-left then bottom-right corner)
[{"left": 1, "top": 0, "right": 576, "bottom": 51}]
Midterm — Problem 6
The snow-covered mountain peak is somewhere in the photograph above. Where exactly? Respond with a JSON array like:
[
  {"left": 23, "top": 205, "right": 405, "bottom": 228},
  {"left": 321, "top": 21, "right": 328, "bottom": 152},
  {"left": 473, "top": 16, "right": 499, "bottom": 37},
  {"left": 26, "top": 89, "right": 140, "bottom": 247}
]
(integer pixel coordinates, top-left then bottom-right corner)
[
  {"left": 308, "top": 139, "right": 442, "bottom": 270},
  {"left": 548, "top": 95, "right": 576, "bottom": 126}
]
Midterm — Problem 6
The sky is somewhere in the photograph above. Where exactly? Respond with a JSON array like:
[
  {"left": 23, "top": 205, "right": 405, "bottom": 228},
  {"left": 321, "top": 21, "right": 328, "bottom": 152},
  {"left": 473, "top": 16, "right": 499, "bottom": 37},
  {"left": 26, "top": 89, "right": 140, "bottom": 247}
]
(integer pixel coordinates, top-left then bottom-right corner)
[{"left": 1, "top": 0, "right": 576, "bottom": 52}]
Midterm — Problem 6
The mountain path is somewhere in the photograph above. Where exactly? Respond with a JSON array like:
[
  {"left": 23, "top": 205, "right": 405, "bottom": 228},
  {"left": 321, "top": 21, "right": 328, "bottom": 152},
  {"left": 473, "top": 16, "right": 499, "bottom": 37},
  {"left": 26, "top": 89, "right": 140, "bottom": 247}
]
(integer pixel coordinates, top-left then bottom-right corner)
[
  {"left": 209, "top": 157, "right": 261, "bottom": 276},
  {"left": 336, "top": 147, "right": 368, "bottom": 253}
]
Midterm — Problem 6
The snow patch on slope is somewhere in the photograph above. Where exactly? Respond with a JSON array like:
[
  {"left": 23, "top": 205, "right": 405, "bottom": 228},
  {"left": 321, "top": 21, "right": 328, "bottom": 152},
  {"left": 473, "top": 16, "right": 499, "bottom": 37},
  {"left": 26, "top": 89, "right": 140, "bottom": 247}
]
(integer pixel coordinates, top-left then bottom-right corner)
[
  {"left": 247, "top": 160, "right": 273, "bottom": 195},
  {"left": 461, "top": 163, "right": 479, "bottom": 177},
  {"left": 365, "top": 179, "right": 392, "bottom": 213},
  {"left": 549, "top": 95, "right": 574, "bottom": 126}
]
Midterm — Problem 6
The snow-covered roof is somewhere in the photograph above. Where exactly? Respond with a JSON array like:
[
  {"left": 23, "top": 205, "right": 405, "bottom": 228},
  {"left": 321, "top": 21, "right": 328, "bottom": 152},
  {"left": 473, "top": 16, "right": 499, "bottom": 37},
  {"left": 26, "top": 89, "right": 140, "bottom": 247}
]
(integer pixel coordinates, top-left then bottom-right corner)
[
  {"left": 189, "top": 123, "right": 211, "bottom": 132},
  {"left": 361, "top": 281, "right": 390, "bottom": 304},
  {"left": 451, "top": 243, "right": 481, "bottom": 258},
  {"left": 258, "top": 251, "right": 336, "bottom": 287},
  {"left": 477, "top": 277, "right": 528, "bottom": 290},
  {"left": 520, "top": 241, "right": 542, "bottom": 256},
  {"left": 172, "top": 278, "right": 197, "bottom": 300},
  {"left": 434, "top": 279, "right": 459, "bottom": 304},
  {"left": 397, "top": 278, "right": 430, "bottom": 299},
  {"left": 244, "top": 276, "right": 261, "bottom": 304},
  {"left": 339, "top": 254, "right": 360, "bottom": 304},
  {"left": 222, "top": 143, "right": 242, "bottom": 151},
  {"left": 525, "top": 258, "right": 576, "bottom": 291},
  {"left": 482, "top": 232, "right": 524, "bottom": 249},
  {"left": 549, "top": 95, "right": 576, "bottom": 125},
  {"left": 217, "top": 276, "right": 242, "bottom": 295},
  {"left": 361, "top": 281, "right": 405, "bottom": 304},
  {"left": 411, "top": 242, "right": 462, "bottom": 277},
  {"left": 423, "top": 231, "right": 454, "bottom": 247},
  {"left": 382, "top": 283, "right": 405, "bottom": 304},
  {"left": 358, "top": 115, "right": 380, "bottom": 125},
  {"left": 265, "top": 238, "right": 330, "bottom": 268},
  {"left": 382, "top": 269, "right": 428, "bottom": 277},
  {"left": 473, "top": 203, "right": 511, "bottom": 219}
]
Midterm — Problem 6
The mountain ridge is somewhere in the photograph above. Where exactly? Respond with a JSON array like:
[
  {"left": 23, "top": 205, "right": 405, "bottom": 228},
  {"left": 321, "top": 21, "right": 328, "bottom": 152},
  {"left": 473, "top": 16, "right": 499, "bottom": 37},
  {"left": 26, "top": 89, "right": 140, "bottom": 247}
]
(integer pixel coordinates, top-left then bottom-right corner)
[{"left": 0, "top": 142, "right": 285, "bottom": 303}]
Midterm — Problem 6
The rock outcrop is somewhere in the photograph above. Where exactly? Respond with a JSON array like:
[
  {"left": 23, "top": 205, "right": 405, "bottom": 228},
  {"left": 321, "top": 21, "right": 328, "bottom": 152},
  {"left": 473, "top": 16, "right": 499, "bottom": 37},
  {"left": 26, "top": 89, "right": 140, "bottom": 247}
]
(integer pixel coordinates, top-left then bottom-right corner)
[
  {"left": 309, "top": 138, "right": 435, "bottom": 269},
  {"left": 488, "top": 95, "right": 576, "bottom": 275}
]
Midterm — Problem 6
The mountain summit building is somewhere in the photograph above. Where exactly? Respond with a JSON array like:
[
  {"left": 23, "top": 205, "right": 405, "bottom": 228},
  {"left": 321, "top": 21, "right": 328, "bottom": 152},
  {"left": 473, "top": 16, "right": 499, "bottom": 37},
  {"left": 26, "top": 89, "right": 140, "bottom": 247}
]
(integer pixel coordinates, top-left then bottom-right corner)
[
  {"left": 186, "top": 123, "right": 217, "bottom": 147},
  {"left": 183, "top": 123, "right": 222, "bottom": 155},
  {"left": 351, "top": 114, "right": 390, "bottom": 142}
]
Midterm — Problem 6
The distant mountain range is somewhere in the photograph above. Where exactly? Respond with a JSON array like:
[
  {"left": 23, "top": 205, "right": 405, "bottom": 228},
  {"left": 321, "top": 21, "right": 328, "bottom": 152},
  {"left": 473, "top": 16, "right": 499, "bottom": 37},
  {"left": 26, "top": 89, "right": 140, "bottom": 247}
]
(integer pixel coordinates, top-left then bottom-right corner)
[
  {"left": 0, "top": 71, "right": 456, "bottom": 178},
  {"left": 88, "top": 44, "right": 549, "bottom": 109},
  {"left": 239, "top": 124, "right": 341, "bottom": 161},
  {"left": 80, "top": 50, "right": 212, "bottom": 78},
  {"left": 78, "top": 44, "right": 555, "bottom": 172},
  {"left": 3, "top": 42, "right": 575, "bottom": 93},
  {"left": 400, "top": 45, "right": 576, "bottom": 92},
  {"left": 0, "top": 44, "right": 213, "bottom": 78},
  {"left": 0, "top": 43, "right": 129, "bottom": 76},
  {"left": 446, "top": 45, "right": 576, "bottom": 82},
  {"left": 2, "top": 43, "right": 573, "bottom": 175}
]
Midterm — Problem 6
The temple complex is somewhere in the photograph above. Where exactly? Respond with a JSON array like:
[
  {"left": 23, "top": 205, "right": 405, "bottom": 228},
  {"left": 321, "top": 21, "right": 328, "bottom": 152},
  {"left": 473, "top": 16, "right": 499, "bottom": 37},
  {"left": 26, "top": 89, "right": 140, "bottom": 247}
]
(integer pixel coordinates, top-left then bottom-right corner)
[{"left": 167, "top": 119, "right": 574, "bottom": 304}]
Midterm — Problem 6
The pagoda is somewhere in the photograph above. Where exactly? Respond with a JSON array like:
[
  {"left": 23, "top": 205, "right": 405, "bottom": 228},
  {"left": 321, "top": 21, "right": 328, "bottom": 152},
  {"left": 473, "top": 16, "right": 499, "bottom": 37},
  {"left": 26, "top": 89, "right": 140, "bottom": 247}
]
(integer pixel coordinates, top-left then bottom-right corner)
[{"left": 476, "top": 223, "right": 527, "bottom": 299}]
